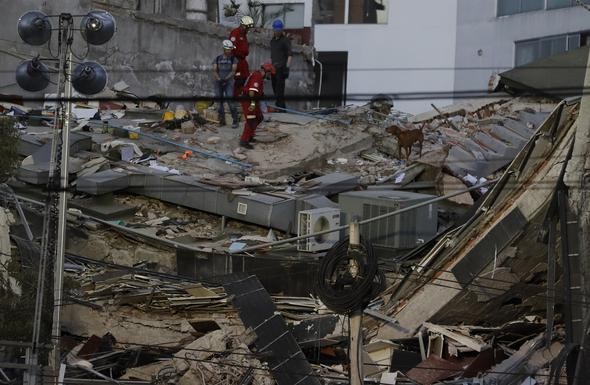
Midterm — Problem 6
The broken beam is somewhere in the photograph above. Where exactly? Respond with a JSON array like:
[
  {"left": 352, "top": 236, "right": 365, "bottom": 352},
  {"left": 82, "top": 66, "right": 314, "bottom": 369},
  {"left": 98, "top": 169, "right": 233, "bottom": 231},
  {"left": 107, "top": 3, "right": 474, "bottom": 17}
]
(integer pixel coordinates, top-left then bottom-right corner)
[{"left": 422, "top": 322, "right": 490, "bottom": 352}]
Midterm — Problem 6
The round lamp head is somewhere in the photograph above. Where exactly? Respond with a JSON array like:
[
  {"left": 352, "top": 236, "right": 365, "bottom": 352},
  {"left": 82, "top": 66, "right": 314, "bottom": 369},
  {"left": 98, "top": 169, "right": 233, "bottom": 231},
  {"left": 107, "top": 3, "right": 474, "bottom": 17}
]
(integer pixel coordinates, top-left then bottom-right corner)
[
  {"left": 18, "top": 11, "right": 52, "bottom": 46},
  {"left": 80, "top": 10, "right": 115, "bottom": 45},
  {"left": 16, "top": 59, "right": 50, "bottom": 92},
  {"left": 72, "top": 62, "right": 107, "bottom": 95}
]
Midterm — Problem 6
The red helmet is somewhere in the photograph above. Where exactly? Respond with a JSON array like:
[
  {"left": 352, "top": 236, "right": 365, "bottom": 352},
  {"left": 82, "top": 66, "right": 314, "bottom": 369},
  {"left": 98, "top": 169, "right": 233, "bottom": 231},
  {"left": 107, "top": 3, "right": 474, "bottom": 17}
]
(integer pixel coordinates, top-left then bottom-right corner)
[{"left": 261, "top": 63, "right": 276, "bottom": 75}]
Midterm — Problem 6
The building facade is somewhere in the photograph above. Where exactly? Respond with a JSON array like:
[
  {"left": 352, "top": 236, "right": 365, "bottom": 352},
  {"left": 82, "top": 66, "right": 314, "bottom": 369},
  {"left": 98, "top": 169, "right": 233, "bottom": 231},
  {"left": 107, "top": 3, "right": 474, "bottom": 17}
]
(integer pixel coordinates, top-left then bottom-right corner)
[
  {"left": 313, "top": 0, "right": 590, "bottom": 113},
  {"left": 454, "top": 0, "right": 590, "bottom": 99}
]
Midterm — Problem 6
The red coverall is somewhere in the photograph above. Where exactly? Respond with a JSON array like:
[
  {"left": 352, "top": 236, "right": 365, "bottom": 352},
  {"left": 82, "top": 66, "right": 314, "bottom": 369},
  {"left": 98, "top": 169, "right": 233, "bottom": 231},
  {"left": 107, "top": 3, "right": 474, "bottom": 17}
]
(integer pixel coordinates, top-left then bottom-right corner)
[
  {"left": 240, "top": 70, "right": 264, "bottom": 143},
  {"left": 229, "top": 27, "right": 250, "bottom": 97}
]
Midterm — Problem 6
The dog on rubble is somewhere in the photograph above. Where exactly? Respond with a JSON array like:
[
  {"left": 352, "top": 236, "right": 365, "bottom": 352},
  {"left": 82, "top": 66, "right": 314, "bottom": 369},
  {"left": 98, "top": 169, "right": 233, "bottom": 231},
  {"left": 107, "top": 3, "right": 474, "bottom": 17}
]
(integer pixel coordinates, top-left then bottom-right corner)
[{"left": 385, "top": 123, "right": 426, "bottom": 160}]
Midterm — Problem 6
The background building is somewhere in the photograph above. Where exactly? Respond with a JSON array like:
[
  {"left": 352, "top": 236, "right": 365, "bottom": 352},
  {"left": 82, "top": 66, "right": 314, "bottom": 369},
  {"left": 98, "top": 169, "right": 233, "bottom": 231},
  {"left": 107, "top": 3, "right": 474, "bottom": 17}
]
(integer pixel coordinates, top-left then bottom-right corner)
[{"left": 313, "top": 0, "right": 590, "bottom": 113}]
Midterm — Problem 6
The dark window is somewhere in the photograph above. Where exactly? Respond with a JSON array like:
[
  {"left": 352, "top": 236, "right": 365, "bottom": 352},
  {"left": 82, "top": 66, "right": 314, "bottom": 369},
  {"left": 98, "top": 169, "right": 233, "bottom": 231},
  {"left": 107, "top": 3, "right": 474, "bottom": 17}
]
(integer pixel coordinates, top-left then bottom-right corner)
[
  {"left": 521, "top": 0, "right": 544, "bottom": 11},
  {"left": 547, "top": 0, "right": 575, "bottom": 9},
  {"left": 515, "top": 33, "right": 583, "bottom": 66},
  {"left": 262, "top": 3, "right": 305, "bottom": 28},
  {"left": 314, "top": 0, "right": 346, "bottom": 24},
  {"left": 498, "top": 0, "right": 543, "bottom": 16},
  {"left": 348, "top": 0, "right": 388, "bottom": 24}
]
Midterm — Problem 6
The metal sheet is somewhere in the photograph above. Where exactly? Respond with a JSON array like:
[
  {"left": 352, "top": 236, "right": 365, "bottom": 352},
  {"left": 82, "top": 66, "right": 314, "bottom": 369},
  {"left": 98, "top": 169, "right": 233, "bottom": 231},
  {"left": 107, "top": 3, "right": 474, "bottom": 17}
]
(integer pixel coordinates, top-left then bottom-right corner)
[{"left": 224, "top": 276, "right": 321, "bottom": 385}]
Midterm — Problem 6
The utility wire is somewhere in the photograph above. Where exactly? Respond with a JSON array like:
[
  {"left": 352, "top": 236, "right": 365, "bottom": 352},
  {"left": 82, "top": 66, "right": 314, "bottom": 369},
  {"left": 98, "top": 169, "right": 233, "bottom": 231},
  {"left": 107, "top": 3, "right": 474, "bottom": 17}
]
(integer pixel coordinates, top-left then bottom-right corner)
[{"left": 0, "top": 91, "right": 579, "bottom": 103}]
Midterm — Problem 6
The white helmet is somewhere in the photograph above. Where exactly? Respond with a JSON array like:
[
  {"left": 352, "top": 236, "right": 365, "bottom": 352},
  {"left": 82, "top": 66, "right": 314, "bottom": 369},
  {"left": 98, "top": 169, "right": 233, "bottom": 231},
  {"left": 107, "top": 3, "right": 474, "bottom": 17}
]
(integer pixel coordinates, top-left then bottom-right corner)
[
  {"left": 222, "top": 39, "right": 234, "bottom": 50},
  {"left": 240, "top": 15, "right": 254, "bottom": 28}
]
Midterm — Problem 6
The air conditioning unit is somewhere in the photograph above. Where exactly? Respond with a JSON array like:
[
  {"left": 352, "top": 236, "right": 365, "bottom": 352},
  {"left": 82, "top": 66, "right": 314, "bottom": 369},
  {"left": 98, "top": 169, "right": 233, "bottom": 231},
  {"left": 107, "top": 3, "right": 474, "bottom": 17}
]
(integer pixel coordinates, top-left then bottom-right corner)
[
  {"left": 297, "top": 208, "right": 341, "bottom": 252},
  {"left": 339, "top": 190, "right": 438, "bottom": 256}
]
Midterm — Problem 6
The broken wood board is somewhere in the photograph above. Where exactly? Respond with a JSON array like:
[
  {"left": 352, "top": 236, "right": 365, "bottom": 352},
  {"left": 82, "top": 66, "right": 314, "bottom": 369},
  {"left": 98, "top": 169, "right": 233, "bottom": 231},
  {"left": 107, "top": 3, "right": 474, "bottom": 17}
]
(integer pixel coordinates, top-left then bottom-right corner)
[{"left": 423, "top": 323, "right": 490, "bottom": 352}]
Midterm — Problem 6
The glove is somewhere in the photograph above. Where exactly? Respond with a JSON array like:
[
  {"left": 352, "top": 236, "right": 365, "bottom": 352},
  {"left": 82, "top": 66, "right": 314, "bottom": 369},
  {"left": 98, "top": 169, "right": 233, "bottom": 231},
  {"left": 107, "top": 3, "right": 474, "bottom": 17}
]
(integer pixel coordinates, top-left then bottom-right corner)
[
  {"left": 284, "top": 67, "right": 290, "bottom": 79},
  {"left": 248, "top": 102, "right": 256, "bottom": 112}
]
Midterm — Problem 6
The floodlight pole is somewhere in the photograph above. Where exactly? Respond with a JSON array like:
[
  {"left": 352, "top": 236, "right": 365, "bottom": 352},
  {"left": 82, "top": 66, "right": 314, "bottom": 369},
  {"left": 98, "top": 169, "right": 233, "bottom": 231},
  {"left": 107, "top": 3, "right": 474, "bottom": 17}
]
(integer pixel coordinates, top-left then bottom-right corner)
[{"left": 50, "top": 47, "right": 72, "bottom": 383}]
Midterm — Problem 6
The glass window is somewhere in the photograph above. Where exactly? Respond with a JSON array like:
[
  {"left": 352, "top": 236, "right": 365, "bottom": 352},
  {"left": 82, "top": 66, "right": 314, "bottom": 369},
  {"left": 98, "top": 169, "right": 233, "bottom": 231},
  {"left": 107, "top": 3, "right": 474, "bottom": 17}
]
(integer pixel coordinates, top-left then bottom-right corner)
[
  {"left": 547, "top": 0, "right": 574, "bottom": 9},
  {"left": 498, "top": 0, "right": 523, "bottom": 16},
  {"left": 539, "top": 36, "right": 567, "bottom": 58},
  {"left": 314, "top": 0, "right": 345, "bottom": 24},
  {"left": 521, "top": 0, "right": 544, "bottom": 11},
  {"left": 263, "top": 3, "right": 305, "bottom": 29},
  {"left": 515, "top": 40, "right": 538, "bottom": 66},
  {"left": 348, "top": 0, "right": 388, "bottom": 24},
  {"left": 515, "top": 34, "right": 581, "bottom": 66},
  {"left": 568, "top": 34, "right": 581, "bottom": 50},
  {"left": 498, "top": 0, "right": 543, "bottom": 15}
]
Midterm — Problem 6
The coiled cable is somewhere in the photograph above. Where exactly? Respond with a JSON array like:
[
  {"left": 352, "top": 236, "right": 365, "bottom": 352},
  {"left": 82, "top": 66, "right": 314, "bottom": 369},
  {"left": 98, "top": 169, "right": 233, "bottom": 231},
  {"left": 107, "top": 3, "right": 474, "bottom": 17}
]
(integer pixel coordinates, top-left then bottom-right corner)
[{"left": 315, "top": 237, "right": 380, "bottom": 314}]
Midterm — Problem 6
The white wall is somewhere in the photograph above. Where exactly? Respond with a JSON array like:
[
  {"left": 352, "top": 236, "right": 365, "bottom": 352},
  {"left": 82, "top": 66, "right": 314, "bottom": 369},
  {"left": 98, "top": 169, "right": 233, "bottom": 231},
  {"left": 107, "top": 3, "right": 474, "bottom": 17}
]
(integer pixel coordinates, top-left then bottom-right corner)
[
  {"left": 314, "top": 0, "right": 459, "bottom": 114},
  {"left": 454, "top": 0, "right": 590, "bottom": 96}
]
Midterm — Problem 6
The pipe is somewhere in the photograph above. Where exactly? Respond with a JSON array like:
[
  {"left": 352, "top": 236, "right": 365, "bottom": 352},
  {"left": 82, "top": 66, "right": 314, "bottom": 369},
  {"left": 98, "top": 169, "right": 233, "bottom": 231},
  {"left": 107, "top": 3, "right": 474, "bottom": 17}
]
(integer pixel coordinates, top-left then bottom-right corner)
[
  {"left": 314, "top": 58, "right": 323, "bottom": 109},
  {"left": 233, "top": 179, "right": 498, "bottom": 254}
]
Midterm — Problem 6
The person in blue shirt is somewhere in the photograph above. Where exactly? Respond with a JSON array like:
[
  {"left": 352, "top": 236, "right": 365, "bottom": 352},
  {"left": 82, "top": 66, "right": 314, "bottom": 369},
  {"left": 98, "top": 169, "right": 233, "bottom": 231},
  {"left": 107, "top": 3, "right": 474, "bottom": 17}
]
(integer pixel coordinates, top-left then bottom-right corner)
[{"left": 213, "top": 40, "right": 240, "bottom": 128}]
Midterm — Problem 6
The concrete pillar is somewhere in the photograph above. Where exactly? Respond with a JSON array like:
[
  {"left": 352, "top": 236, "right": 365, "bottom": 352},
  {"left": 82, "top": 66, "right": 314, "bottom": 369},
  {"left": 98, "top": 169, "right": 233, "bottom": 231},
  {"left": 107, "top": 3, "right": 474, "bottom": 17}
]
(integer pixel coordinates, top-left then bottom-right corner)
[{"left": 186, "top": 0, "right": 208, "bottom": 21}]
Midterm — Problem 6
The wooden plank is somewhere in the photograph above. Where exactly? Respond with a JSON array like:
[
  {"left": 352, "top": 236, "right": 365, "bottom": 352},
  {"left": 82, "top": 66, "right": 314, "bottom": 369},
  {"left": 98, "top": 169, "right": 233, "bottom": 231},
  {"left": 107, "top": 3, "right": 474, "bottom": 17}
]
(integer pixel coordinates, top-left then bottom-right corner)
[{"left": 423, "top": 322, "right": 490, "bottom": 352}]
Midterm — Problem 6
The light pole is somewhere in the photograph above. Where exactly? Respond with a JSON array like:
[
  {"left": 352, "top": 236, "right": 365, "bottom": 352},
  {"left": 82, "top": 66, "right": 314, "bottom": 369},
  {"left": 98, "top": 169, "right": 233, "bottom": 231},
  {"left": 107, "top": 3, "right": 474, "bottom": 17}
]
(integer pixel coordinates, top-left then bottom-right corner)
[{"left": 15, "top": 9, "right": 115, "bottom": 385}]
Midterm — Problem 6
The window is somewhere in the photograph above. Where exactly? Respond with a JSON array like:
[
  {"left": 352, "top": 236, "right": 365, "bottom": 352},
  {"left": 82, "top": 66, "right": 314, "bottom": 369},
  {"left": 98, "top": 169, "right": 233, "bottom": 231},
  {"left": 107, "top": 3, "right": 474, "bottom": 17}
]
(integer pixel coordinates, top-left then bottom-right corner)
[
  {"left": 498, "top": 0, "right": 543, "bottom": 16},
  {"left": 515, "top": 32, "right": 583, "bottom": 66},
  {"left": 262, "top": 3, "right": 305, "bottom": 28},
  {"left": 315, "top": 0, "right": 345, "bottom": 24},
  {"left": 348, "top": 0, "right": 389, "bottom": 24},
  {"left": 499, "top": 0, "right": 590, "bottom": 16},
  {"left": 547, "top": 0, "right": 575, "bottom": 9},
  {"left": 314, "top": 0, "right": 388, "bottom": 24}
]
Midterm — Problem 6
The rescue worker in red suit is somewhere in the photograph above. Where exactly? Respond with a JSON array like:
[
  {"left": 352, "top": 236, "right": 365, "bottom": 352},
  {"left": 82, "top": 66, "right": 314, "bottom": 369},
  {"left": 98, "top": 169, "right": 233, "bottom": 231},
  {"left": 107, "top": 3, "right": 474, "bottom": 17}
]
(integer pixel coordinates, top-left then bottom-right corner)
[
  {"left": 239, "top": 63, "right": 276, "bottom": 149},
  {"left": 230, "top": 16, "right": 254, "bottom": 98}
]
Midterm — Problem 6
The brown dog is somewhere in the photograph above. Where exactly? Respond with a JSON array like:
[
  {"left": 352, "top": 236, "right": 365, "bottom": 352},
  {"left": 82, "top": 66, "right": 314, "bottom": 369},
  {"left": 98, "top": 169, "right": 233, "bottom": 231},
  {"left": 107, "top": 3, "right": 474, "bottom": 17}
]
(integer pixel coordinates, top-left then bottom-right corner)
[{"left": 385, "top": 123, "right": 425, "bottom": 160}]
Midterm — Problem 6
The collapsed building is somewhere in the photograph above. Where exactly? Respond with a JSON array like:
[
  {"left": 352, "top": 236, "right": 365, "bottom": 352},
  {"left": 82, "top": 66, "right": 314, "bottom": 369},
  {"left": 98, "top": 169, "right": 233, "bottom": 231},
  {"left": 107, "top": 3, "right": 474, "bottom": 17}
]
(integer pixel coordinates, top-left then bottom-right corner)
[
  {"left": 1, "top": 2, "right": 588, "bottom": 384},
  {"left": 0, "top": 85, "right": 577, "bottom": 384}
]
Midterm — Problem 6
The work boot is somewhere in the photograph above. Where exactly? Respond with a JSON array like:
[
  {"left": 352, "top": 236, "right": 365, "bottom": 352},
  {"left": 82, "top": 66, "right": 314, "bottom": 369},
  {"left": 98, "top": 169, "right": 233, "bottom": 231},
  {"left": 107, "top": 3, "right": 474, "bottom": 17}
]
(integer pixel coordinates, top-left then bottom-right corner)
[
  {"left": 239, "top": 141, "right": 254, "bottom": 150},
  {"left": 249, "top": 137, "right": 257, "bottom": 143},
  {"left": 232, "top": 121, "right": 239, "bottom": 129},
  {"left": 219, "top": 120, "right": 226, "bottom": 127}
]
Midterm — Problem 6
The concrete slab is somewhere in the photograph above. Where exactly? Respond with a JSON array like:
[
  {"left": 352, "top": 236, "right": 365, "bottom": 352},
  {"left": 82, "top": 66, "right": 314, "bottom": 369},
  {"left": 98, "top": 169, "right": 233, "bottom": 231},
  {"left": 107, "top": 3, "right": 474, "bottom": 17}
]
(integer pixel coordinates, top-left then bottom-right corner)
[
  {"left": 300, "top": 173, "right": 359, "bottom": 196},
  {"left": 490, "top": 125, "right": 528, "bottom": 147},
  {"left": 518, "top": 111, "right": 549, "bottom": 129},
  {"left": 17, "top": 133, "right": 44, "bottom": 156},
  {"left": 77, "top": 169, "right": 131, "bottom": 195},
  {"left": 69, "top": 196, "right": 137, "bottom": 220},
  {"left": 17, "top": 163, "right": 50, "bottom": 185},
  {"left": 473, "top": 132, "right": 510, "bottom": 154},
  {"left": 445, "top": 146, "right": 492, "bottom": 177},
  {"left": 30, "top": 132, "right": 92, "bottom": 164},
  {"left": 266, "top": 112, "right": 317, "bottom": 125},
  {"left": 501, "top": 119, "right": 534, "bottom": 139}
]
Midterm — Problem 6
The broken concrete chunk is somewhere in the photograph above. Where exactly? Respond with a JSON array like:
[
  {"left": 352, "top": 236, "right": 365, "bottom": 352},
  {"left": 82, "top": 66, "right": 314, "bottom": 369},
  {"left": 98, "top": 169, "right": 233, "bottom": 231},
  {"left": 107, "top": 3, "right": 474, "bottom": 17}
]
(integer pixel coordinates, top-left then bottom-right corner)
[
  {"left": 206, "top": 136, "right": 221, "bottom": 144},
  {"left": 181, "top": 120, "right": 196, "bottom": 134}
]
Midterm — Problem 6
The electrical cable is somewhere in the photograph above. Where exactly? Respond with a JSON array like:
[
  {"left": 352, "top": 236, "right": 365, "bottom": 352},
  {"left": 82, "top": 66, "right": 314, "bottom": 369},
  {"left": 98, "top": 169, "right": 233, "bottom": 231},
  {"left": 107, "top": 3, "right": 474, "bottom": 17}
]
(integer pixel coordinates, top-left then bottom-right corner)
[
  {"left": 0, "top": 89, "right": 583, "bottom": 103},
  {"left": 316, "top": 236, "right": 379, "bottom": 314}
]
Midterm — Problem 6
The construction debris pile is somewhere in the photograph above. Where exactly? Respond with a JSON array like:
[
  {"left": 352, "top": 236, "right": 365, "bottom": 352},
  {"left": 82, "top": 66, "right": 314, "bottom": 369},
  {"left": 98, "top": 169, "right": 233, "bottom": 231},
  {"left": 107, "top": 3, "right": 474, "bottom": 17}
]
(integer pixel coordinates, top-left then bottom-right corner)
[{"left": 0, "top": 85, "right": 577, "bottom": 385}]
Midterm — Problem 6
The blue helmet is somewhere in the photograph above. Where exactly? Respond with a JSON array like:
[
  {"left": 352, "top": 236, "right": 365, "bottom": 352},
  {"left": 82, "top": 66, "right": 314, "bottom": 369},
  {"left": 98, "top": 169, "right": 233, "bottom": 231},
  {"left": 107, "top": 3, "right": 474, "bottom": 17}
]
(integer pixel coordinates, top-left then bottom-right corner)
[{"left": 272, "top": 19, "right": 284, "bottom": 31}]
